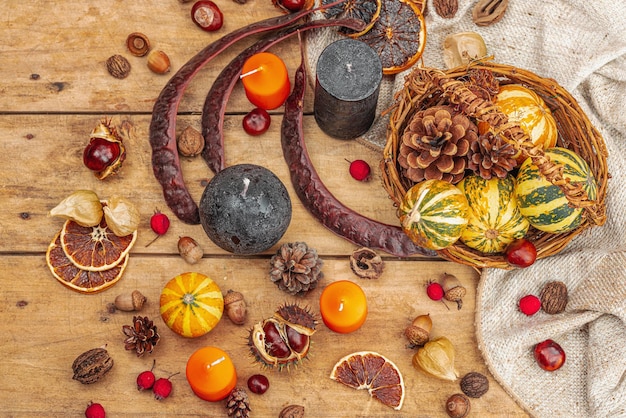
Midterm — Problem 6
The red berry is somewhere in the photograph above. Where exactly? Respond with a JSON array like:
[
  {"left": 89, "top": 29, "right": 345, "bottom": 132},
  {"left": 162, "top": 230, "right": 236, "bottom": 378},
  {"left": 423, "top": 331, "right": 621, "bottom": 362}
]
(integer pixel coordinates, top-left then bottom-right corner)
[
  {"left": 146, "top": 210, "right": 170, "bottom": 247},
  {"left": 83, "top": 138, "right": 121, "bottom": 172},
  {"left": 534, "top": 339, "right": 565, "bottom": 371},
  {"left": 278, "top": 0, "right": 306, "bottom": 11},
  {"left": 519, "top": 294, "right": 541, "bottom": 316},
  {"left": 426, "top": 281, "right": 444, "bottom": 301},
  {"left": 242, "top": 108, "right": 271, "bottom": 136},
  {"left": 191, "top": 1, "right": 224, "bottom": 32},
  {"left": 153, "top": 373, "right": 179, "bottom": 401},
  {"left": 137, "top": 360, "right": 157, "bottom": 391},
  {"left": 85, "top": 402, "right": 106, "bottom": 418},
  {"left": 506, "top": 238, "right": 537, "bottom": 268},
  {"left": 348, "top": 159, "right": 371, "bottom": 181},
  {"left": 247, "top": 374, "right": 270, "bottom": 395}
]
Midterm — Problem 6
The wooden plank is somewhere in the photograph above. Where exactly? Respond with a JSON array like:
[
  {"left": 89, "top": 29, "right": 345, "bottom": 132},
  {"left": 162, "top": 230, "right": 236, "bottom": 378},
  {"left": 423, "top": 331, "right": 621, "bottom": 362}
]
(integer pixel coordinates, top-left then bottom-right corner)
[{"left": 0, "top": 254, "right": 527, "bottom": 417}]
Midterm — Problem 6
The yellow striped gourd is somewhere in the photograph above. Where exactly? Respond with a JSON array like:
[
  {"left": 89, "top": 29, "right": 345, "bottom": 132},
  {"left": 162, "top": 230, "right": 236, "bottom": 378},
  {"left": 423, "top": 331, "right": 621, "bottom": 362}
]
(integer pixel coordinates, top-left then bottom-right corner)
[
  {"left": 514, "top": 147, "right": 597, "bottom": 233},
  {"left": 160, "top": 272, "right": 224, "bottom": 338},
  {"left": 458, "top": 174, "right": 529, "bottom": 254},
  {"left": 399, "top": 179, "right": 469, "bottom": 250}
]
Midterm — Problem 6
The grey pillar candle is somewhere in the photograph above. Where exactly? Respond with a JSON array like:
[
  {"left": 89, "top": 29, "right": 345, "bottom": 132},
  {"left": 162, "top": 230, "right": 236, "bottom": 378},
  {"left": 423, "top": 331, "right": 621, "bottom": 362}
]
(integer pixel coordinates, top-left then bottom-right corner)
[{"left": 314, "top": 38, "right": 383, "bottom": 140}]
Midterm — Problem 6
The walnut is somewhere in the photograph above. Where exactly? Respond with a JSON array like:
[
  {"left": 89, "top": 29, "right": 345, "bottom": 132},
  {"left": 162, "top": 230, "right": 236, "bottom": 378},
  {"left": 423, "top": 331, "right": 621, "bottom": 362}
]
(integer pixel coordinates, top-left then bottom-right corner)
[
  {"left": 279, "top": 405, "right": 305, "bottom": 418},
  {"left": 460, "top": 372, "right": 489, "bottom": 398},
  {"left": 434, "top": 0, "right": 458, "bottom": 18},
  {"left": 177, "top": 126, "right": 205, "bottom": 157},
  {"left": 472, "top": 0, "right": 509, "bottom": 27},
  {"left": 539, "top": 281, "right": 568, "bottom": 314},
  {"left": 350, "top": 247, "right": 384, "bottom": 279},
  {"left": 106, "top": 55, "right": 131, "bottom": 79},
  {"left": 72, "top": 346, "right": 114, "bottom": 384}
]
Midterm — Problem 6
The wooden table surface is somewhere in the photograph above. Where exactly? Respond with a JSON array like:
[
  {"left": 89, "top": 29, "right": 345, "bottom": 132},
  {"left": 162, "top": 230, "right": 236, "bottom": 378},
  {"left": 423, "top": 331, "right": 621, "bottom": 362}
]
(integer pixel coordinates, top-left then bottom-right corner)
[{"left": 0, "top": 2, "right": 530, "bottom": 417}]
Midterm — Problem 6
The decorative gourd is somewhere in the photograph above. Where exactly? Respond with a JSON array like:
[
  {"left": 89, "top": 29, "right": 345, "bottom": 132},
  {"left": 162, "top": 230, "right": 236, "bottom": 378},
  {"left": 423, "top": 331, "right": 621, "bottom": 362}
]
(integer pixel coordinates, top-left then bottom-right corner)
[
  {"left": 515, "top": 147, "right": 597, "bottom": 233},
  {"left": 458, "top": 174, "right": 529, "bottom": 254},
  {"left": 160, "top": 272, "right": 224, "bottom": 338},
  {"left": 496, "top": 84, "right": 558, "bottom": 162},
  {"left": 399, "top": 179, "right": 469, "bottom": 250}
]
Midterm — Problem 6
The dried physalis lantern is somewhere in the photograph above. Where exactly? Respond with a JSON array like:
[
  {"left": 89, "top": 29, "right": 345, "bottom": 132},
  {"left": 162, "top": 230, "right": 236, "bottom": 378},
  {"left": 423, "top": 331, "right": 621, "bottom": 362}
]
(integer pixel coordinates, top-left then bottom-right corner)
[
  {"left": 442, "top": 32, "right": 487, "bottom": 69},
  {"left": 83, "top": 120, "right": 126, "bottom": 180},
  {"left": 248, "top": 303, "right": 317, "bottom": 370}
]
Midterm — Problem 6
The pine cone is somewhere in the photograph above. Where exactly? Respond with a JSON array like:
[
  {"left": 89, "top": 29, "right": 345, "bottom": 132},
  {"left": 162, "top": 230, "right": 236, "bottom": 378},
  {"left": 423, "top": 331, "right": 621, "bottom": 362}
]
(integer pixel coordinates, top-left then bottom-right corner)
[
  {"left": 467, "top": 68, "right": 499, "bottom": 100},
  {"left": 122, "top": 315, "right": 160, "bottom": 357},
  {"left": 467, "top": 130, "right": 518, "bottom": 179},
  {"left": 226, "top": 387, "right": 251, "bottom": 418},
  {"left": 269, "top": 242, "right": 324, "bottom": 296},
  {"left": 399, "top": 105, "right": 477, "bottom": 184}
]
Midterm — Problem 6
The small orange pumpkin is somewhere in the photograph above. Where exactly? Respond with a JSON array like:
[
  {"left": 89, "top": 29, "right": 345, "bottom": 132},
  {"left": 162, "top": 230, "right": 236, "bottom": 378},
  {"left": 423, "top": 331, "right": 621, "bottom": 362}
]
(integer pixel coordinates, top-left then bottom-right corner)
[
  {"left": 160, "top": 272, "right": 224, "bottom": 338},
  {"left": 495, "top": 84, "right": 558, "bottom": 162}
]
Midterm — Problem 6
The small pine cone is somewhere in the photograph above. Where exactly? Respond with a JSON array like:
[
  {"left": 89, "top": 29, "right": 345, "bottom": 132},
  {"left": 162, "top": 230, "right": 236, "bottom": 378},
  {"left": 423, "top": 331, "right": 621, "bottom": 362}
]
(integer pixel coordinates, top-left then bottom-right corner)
[
  {"left": 398, "top": 105, "right": 477, "bottom": 184},
  {"left": 122, "top": 315, "right": 160, "bottom": 357},
  {"left": 269, "top": 242, "right": 324, "bottom": 296},
  {"left": 467, "top": 131, "right": 518, "bottom": 179},
  {"left": 226, "top": 387, "right": 251, "bottom": 418}
]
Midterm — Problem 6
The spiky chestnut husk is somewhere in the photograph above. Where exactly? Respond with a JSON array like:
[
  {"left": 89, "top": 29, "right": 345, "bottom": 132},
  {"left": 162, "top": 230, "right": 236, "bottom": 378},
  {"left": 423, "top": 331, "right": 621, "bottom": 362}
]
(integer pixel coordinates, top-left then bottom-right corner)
[{"left": 248, "top": 303, "right": 317, "bottom": 370}]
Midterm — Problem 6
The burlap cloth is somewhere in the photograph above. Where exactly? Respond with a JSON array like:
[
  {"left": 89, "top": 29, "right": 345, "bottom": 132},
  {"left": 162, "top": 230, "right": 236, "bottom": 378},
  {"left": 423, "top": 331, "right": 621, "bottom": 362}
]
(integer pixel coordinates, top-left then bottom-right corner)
[{"left": 306, "top": 1, "right": 626, "bottom": 416}]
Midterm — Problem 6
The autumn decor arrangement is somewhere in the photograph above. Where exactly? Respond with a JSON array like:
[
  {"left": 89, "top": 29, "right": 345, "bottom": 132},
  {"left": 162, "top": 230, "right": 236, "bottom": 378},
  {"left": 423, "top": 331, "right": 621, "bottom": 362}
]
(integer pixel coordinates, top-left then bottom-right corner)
[{"left": 382, "top": 59, "right": 609, "bottom": 269}]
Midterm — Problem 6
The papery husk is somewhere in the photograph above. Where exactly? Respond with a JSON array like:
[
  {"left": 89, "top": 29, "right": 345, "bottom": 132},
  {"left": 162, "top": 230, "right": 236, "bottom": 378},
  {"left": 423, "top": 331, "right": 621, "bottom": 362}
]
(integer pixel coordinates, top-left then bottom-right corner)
[
  {"left": 49, "top": 190, "right": 103, "bottom": 227},
  {"left": 413, "top": 336, "right": 458, "bottom": 381},
  {"left": 103, "top": 196, "right": 140, "bottom": 237}
]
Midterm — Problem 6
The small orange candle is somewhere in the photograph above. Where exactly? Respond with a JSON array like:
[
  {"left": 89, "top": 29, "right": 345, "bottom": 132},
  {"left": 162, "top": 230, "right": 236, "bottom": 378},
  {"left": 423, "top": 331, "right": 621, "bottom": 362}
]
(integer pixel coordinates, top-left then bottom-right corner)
[
  {"left": 319, "top": 280, "right": 368, "bottom": 334},
  {"left": 240, "top": 52, "right": 290, "bottom": 110},
  {"left": 186, "top": 346, "right": 237, "bottom": 402}
]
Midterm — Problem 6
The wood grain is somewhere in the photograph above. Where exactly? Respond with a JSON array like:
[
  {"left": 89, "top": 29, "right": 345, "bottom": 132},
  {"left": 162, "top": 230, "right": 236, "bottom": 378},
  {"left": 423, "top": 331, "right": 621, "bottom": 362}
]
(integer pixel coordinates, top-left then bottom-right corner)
[{"left": 0, "top": 1, "right": 529, "bottom": 416}]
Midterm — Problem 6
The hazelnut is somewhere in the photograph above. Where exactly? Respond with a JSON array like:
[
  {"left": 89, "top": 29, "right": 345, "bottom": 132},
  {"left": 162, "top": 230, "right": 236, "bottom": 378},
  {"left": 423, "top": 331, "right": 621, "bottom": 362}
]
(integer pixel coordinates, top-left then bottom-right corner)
[
  {"left": 223, "top": 290, "right": 247, "bottom": 325},
  {"left": 147, "top": 50, "right": 171, "bottom": 74},
  {"left": 539, "top": 281, "right": 568, "bottom": 314},
  {"left": 114, "top": 290, "right": 147, "bottom": 312},
  {"left": 460, "top": 371, "right": 489, "bottom": 398},
  {"left": 279, "top": 404, "right": 305, "bottom": 418},
  {"left": 445, "top": 393, "right": 471, "bottom": 418},
  {"left": 177, "top": 126, "right": 205, "bottom": 157},
  {"left": 106, "top": 54, "right": 131, "bottom": 79}
]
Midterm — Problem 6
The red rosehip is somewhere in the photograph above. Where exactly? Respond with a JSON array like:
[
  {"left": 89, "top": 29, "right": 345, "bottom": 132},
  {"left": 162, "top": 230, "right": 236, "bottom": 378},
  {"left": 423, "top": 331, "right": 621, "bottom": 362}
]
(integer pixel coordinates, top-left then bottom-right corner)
[
  {"left": 146, "top": 210, "right": 170, "bottom": 247},
  {"left": 534, "top": 339, "right": 565, "bottom": 371},
  {"left": 519, "top": 294, "right": 541, "bottom": 316},
  {"left": 242, "top": 108, "right": 271, "bottom": 136},
  {"left": 85, "top": 402, "right": 106, "bottom": 418},
  {"left": 278, "top": 0, "right": 306, "bottom": 11},
  {"left": 152, "top": 372, "right": 180, "bottom": 401},
  {"left": 426, "top": 281, "right": 445, "bottom": 301},
  {"left": 349, "top": 159, "right": 371, "bottom": 181},
  {"left": 137, "top": 360, "right": 157, "bottom": 391},
  {"left": 506, "top": 238, "right": 537, "bottom": 268}
]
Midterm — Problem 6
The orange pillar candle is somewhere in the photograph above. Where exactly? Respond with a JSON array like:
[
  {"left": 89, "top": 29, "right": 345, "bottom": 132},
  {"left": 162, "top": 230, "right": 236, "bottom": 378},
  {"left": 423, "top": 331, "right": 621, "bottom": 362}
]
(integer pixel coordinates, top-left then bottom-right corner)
[
  {"left": 186, "top": 346, "right": 237, "bottom": 402},
  {"left": 240, "top": 52, "right": 290, "bottom": 110},
  {"left": 319, "top": 280, "right": 368, "bottom": 334}
]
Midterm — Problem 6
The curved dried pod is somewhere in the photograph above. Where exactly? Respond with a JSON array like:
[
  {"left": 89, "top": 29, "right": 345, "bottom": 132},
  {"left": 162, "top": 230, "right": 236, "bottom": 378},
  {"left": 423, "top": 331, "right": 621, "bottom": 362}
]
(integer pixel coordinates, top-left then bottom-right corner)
[
  {"left": 350, "top": 247, "right": 384, "bottom": 279},
  {"left": 445, "top": 393, "right": 471, "bottom": 418},
  {"left": 472, "top": 0, "right": 509, "bottom": 27},
  {"left": 126, "top": 32, "right": 151, "bottom": 57}
]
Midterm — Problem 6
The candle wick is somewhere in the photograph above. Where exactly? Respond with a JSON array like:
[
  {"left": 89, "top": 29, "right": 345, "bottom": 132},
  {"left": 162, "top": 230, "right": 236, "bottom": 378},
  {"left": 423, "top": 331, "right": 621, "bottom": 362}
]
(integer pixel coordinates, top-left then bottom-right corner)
[
  {"left": 240, "top": 66, "right": 263, "bottom": 79},
  {"left": 240, "top": 178, "right": 250, "bottom": 198},
  {"left": 206, "top": 356, "right": 226, "bottom": 370},
  {"left": 346, "top": 63, "right": 352, "bottom": 73},
  {"left": 339, "top": 301, "right": 344, "bottom": 312}
]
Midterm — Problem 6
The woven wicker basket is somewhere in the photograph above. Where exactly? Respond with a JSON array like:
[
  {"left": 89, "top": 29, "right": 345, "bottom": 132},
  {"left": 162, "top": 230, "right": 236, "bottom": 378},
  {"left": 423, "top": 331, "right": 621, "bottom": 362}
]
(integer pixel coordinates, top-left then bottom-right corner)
[{"left": 382, "top": 60, "right": 609, "bottom": 269}]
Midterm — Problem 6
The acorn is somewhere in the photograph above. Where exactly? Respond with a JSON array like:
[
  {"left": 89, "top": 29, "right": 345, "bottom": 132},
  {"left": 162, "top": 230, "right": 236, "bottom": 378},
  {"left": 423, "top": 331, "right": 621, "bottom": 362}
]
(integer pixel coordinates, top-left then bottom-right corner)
[
  {"left": 114, "top": 290, "right": 147, "bottom": 312},
  {"left": 441, "top": 273, "right": 466, "bottom": 310},
  {"left": 223, "top": 290, "right": 247, "bottom": 325},
  {"left": 404, "top": 314, "right": 432, "bottom": 348}
]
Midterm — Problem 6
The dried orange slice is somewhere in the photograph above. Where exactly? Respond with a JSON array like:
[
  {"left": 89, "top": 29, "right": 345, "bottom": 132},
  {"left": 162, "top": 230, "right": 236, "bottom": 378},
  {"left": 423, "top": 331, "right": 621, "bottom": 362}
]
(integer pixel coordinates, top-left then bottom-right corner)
[
  {"left": 46, "top": 232, "right": 128, "bottom": 293},
  {"left": 60, "top": 218, "right": 137, "bottom": 272},
  {"left": 321, "top": 0, "right": 382, "bottom": 38},
  {"left": 330, "top": 351, "right": 405, "bottom": 410},
  {"left": 358, "top": 0, "right": 427, "bottom": 74}
]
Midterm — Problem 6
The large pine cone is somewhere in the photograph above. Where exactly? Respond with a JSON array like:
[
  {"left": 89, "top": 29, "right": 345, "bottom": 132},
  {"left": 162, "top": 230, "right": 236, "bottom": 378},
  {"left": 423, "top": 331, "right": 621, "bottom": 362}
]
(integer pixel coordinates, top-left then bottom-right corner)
[
  {"left": 226, "top": 387, "right": 251, "bottom": 418},
  {"left": 467, "top": 130, "right": 518, "bottom": 179},
  {"left": 399, "top": 105, "right": 478, "bottom": 184},
  {"left": 269, "top": 242, "right": 323, "bottom": 296}
]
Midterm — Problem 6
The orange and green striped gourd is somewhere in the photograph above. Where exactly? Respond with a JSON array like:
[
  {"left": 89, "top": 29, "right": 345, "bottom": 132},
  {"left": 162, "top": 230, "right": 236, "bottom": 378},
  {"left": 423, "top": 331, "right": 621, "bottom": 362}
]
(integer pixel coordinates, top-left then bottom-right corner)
[
  {"left": 160, "top": 272, "right": 224, "bottom": 338},
  {"left": 514, "top": 147, "right": 597, "bottom": 233},
  {"left": 496, "top": 84, "right": 558, "bottom": 163},
  {"left": 399, "top": 179, "right": 470, "bottom": 250},
  {"left": 458, "top": 174, "right": 529, "bottom": 254}
]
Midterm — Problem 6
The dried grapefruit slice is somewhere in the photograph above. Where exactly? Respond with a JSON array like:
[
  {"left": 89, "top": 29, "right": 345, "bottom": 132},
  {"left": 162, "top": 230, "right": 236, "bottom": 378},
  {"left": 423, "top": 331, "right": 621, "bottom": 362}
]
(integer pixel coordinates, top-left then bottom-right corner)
[
  {"left": 60, "top": 218, "right": 136, "bottom": 272},
  {"left": 357, "top": 0, "right": 427, "bottom": 74},
  {"left": 46, "top": 232, "right": 128, "bottom": 293},
  {"left": 321, "top": 0, "right": 382, "bottom": 38},
  {"left": 330, "top": 351, "right": 405, "bottom": 410}
]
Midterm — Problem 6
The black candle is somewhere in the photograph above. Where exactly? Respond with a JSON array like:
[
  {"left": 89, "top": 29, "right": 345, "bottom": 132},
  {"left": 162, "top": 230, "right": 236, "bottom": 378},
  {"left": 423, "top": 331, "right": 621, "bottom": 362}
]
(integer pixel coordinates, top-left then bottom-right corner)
[{"left": 314, "top": 38, "right": 383, "bottom": 140}]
